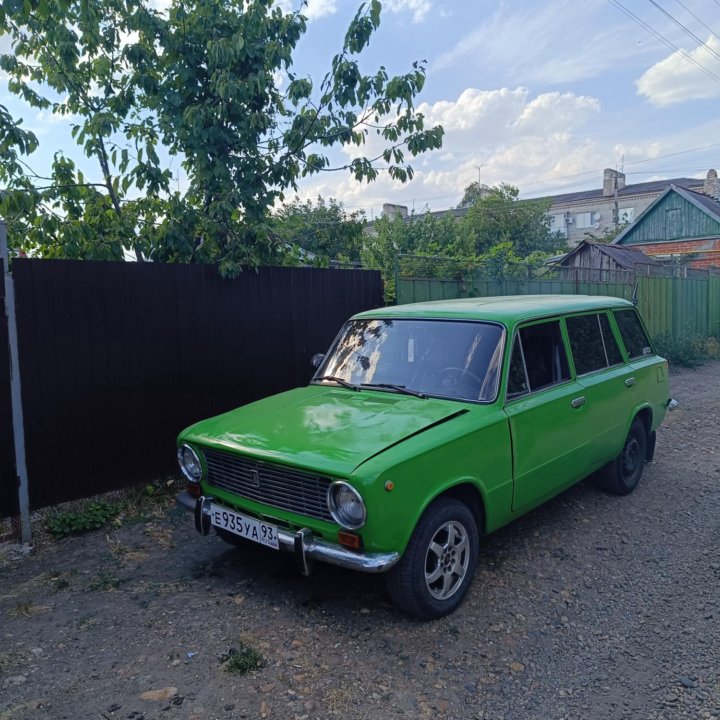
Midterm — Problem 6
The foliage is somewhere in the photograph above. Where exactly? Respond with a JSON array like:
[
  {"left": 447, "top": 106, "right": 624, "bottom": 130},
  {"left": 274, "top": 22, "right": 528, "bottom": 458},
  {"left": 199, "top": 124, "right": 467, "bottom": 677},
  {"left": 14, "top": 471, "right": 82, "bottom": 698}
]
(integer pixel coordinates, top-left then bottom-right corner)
[
  {"left": 222, "top": 642, "right": 265, "bottom": 675},
  {"left": 459, "top": 181, "right": 488, "bottom": 207},
  {"left": 270, "top": 196, "right": 365, "bottom": 263},
  {"left": 583, "top": 222, "right": 629, "bottom": 244},
  {"left": 365, "top": 182, "right": 565, "bottom": 300},
  {"left": 653, "top": 332, "right": 709, "bottom": 368},
  {"left": 0, "top": 0, "right": 443, "bottom": 274},
  {"left": 458, "top": 183, "right": 566, "bottom": 257},
  {"left": 47, "top": 500, "right": 120, "bottom": 537}
]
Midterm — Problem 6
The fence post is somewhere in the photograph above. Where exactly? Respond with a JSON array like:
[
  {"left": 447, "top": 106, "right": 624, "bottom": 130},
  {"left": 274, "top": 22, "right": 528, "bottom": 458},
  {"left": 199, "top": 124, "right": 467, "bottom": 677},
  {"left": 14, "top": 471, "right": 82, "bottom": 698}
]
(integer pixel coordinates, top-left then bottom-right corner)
[{"left": 0, "top": 222, "right": 32, "bottom": 545}]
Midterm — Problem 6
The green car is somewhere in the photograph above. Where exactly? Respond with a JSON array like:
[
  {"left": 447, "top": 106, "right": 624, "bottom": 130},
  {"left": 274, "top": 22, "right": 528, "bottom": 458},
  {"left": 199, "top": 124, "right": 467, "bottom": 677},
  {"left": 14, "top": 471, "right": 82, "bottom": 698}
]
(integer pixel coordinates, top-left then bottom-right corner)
[{"left": 177, "top": 295, "right": 671, "bottom": 619}]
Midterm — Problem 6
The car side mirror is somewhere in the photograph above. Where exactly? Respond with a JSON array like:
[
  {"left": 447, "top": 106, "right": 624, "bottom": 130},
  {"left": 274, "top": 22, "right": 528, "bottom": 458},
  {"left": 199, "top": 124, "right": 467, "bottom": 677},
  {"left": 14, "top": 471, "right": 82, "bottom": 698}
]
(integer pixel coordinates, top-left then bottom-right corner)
[{"left": 311, "top": 353, "right": 325, "bottom": 369}]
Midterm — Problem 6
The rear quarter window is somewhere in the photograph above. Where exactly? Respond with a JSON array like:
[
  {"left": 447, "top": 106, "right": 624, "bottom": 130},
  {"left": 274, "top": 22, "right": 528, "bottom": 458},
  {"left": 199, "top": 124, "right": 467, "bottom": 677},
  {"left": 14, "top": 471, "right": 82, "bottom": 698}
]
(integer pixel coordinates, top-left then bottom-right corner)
[{"left": 614, "top": 309, "right": 653, "bottom": 359}]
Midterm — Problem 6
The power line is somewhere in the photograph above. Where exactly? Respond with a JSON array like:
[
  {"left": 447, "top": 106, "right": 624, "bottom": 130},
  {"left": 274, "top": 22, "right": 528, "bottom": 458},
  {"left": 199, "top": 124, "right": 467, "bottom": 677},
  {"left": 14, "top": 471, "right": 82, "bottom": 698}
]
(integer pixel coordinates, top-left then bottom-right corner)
[
  {"left": 648, "top": 0, "right": 720, "bottom": 63},
  {"left": 607, "top": 0, "right": 720, "bottom": 84},
  {"left": 671, "top": 0, "right": 720, "bottom": 42}
]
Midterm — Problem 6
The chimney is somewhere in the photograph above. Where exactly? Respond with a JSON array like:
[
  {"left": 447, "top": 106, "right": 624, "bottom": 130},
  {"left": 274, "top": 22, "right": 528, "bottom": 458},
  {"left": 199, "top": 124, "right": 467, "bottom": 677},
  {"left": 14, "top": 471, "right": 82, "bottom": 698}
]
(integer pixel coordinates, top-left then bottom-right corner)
[
  {"left": 603, "top": 168, "right": 626, "bottom": 196},
  {"left": 704, "top": 169, "right": 720, "bottom": 199},
  {"left": 382, "top": 203, "right": 409, "bottom": 220}
]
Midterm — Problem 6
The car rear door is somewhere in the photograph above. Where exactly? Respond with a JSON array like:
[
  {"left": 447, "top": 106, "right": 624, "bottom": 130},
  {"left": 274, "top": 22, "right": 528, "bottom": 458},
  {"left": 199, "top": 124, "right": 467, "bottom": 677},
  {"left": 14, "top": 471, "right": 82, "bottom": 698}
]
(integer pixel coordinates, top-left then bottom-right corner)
[
  {"left": 504, "top": 318, "right": 593, "bottom": 514},
  {"left": 564, "top": 310, "right": 633, "bottom": 467}
]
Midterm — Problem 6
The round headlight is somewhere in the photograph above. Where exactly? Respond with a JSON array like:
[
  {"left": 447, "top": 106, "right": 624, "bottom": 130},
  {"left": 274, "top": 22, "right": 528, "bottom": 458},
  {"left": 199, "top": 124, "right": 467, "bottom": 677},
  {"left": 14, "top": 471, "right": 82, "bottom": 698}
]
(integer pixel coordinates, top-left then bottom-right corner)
[
  {"left": 178, "top": 444, "right": 203, "bottom": 482},
  {"left": 327, "top": 481, "right": 366, "bottom": 530}
]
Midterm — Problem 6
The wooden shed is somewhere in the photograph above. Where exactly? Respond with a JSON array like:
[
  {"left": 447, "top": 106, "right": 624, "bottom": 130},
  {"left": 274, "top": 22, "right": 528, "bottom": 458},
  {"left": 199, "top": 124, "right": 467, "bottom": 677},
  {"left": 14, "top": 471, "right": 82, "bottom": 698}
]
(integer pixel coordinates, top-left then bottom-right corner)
[{"left": 556, "top": 240, "right": 660, "bottom": 283}]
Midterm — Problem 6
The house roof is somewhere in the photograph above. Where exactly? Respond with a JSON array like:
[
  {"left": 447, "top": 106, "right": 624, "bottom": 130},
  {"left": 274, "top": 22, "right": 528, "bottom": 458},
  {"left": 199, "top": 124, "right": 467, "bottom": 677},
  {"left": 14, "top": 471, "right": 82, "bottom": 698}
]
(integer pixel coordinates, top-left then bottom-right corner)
[
  {"left": 541, "top": 177, "right": 703, "bottom": 206},
  {"left": 559, "top": 240, "right": 660, "bottom": 268},
  {"left": 613, "top": 185, "right": 720, "bottom": 245}
]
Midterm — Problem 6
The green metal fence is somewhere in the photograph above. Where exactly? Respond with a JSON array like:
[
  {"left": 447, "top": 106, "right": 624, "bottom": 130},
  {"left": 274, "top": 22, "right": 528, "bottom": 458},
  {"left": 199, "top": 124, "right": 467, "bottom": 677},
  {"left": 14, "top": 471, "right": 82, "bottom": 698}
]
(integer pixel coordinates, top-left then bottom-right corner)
[{"left": 396, "top": 254, "right": 720, "bottom": 339}]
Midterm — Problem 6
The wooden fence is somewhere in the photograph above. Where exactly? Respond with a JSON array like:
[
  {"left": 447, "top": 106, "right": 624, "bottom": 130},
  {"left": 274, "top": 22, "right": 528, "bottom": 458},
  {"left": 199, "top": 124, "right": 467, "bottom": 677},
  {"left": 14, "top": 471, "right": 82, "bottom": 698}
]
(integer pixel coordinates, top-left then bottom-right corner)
[
  {"left": 0, "top": 260, "right": 383, "bottom": 516},
  {"left": 396, "top": 255, "right": 720, "bottom": 340}
]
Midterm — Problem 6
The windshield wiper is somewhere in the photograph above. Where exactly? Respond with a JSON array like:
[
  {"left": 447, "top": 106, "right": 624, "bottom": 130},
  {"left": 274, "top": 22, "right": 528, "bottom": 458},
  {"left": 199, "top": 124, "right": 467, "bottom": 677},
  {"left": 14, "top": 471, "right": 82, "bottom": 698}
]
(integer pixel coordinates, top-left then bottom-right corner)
[
  {"left": 361, "top": 383, "right": 426, "bottom": 398},
  {"left": 314, "top": 375, "right": 359, "bottom": 391}
]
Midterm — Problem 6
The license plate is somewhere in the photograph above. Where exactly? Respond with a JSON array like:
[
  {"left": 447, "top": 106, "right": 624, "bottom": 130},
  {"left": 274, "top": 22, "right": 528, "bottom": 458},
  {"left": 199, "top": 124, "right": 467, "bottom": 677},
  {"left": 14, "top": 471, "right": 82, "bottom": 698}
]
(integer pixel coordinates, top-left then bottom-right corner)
[{"left": 209, "top": 504, "right": 279, "bottom": 550}]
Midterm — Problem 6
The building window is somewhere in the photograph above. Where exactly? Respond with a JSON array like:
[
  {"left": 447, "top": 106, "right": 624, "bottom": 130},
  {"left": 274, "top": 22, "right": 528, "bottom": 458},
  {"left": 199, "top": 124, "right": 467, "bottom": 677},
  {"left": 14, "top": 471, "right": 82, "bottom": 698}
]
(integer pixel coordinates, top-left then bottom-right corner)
[
  {"left": 618, "top": 207, "right": 635, "bottom": 223},
  {"left": 575, "top": 213, "right": 595, "bottom": 228},
  {"left": 550, "top": 214, "right": 567, "bottom": 236}
]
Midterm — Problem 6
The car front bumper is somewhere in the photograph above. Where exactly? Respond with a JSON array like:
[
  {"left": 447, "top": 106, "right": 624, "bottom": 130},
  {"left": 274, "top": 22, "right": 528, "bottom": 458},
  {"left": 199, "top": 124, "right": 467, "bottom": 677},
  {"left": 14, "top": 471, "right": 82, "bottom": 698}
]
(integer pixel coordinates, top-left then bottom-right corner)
[{"left": 176, "top": 492, "right": 399, "bottom": 575}]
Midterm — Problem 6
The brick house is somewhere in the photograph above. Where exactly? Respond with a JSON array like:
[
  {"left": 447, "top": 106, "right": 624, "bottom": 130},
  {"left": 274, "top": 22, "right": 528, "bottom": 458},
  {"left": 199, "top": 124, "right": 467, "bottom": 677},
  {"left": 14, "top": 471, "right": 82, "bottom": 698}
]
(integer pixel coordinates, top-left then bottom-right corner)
[
  {"left": 612, "top": 173, "right": 720, "bottom": 269},
  {"left": 370, "top": 168, "right": 709, "bottom": 247},
  {"left": 544, "top": 169, "right": 705, "bottom": 246}
]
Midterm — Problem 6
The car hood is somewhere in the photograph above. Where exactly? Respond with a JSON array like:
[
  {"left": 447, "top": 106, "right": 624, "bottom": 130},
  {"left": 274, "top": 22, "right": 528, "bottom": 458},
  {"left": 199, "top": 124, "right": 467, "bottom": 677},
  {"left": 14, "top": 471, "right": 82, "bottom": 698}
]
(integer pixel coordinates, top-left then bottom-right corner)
[{"left": 180, "top": 385, "right": 467, "bottom": 477}]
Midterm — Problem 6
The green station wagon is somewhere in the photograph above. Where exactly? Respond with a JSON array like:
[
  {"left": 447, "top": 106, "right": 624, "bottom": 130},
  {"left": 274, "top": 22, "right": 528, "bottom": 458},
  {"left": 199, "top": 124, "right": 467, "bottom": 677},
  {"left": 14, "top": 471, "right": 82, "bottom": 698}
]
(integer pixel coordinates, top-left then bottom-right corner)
[{"left": 177, "top": 295, "right": 671, "bottom": 619}]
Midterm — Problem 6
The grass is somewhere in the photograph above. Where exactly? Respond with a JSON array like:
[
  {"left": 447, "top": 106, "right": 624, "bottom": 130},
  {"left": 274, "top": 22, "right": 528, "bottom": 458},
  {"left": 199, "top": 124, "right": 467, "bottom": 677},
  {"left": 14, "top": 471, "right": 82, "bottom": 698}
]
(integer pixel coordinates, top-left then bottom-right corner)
[
  {"left": 38, "top": 477, "right": 182, "bottom": 543},
  {"left": 7, "top": 601, "right": 50, "bottom": 619},
  {"left": 88, "top": 569, "right": 121, "bottom": 591},
  {"left": 222, "top": 642, "right": 265, "bottom": 675}
]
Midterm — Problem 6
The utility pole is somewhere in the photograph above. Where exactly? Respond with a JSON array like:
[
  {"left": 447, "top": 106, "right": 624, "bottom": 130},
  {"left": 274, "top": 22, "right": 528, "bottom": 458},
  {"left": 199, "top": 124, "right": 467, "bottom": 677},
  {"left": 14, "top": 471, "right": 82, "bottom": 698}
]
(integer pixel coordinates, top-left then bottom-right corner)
[{"left": 0, "top": 222, "right": 32, "bottom": 546}]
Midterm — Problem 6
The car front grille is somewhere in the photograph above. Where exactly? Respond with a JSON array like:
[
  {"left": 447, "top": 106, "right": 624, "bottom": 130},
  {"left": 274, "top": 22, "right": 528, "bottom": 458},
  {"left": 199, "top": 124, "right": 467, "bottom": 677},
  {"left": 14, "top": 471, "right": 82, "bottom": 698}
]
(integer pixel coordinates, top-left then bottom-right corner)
[{"left": 203, "top": 448, "right": 334, "bottom": 522}]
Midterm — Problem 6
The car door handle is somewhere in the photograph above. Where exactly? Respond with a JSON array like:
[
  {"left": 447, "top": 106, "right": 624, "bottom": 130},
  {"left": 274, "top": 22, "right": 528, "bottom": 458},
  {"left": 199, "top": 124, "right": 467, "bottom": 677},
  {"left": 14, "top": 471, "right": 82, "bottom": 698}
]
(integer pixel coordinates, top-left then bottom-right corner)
[
  {"left": 625, "top": 377, "right": 636, "bottom": 387},
  {"left": 571, "top": 396, "right": 586, "bottom": 409}
]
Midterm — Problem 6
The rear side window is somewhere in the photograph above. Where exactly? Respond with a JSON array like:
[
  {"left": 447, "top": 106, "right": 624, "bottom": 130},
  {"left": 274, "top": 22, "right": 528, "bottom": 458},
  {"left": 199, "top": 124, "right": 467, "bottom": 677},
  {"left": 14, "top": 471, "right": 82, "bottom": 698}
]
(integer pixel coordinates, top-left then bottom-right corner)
[
  {"left": 566, "top": 313, "right": 624, "bottom": 375},
  {"left": 614, "top": 309, "right": 653, "bottom": 359},
  {"left": 566, "top": 315, "right": 607, "bottom": 375},
  {"left": 507, "top": 320, "right": 570, "bottom": 398}
]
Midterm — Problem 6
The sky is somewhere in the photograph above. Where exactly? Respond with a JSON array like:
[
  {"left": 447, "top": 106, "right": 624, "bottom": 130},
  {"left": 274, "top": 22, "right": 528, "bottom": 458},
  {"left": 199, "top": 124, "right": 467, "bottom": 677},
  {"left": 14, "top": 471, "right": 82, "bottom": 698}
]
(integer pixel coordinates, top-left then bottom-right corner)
[{"left": 3, "top": 0, "right": 720, "bottom": 219}]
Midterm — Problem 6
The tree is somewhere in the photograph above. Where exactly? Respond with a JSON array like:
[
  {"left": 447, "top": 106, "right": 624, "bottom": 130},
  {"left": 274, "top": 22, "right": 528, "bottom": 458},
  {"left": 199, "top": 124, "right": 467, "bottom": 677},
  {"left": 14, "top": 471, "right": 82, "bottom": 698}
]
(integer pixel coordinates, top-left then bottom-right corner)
[
  {"left": 270, "top": 196, "right": 365, "bottom": 263},
  {"left": 459, "top": 181, "right": 489, "bottom": 207},
  {"left": 0, "top": 0, "right": 443, "bottom": 273},
  {"left": 459, "top": 183, "right": 566, "bottom": 257},
  {"left": 583, "top": 223, "right": 629, "bottom": 244}
]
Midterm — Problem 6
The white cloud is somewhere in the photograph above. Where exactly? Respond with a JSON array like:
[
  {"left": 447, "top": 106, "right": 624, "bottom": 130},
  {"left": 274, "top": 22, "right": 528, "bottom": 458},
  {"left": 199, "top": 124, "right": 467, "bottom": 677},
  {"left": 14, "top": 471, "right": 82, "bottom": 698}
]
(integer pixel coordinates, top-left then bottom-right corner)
[
  {"left": 637, "top": 35, "right": 720, "bottom": 106},
  {"left": 303, "top": 0, "right": 337, "bottom": 20},
  {"left": 384, "top": 0, "right": 432, "bottom": 23},
  {"left": 295, "top": 86, "right": 607, "bottom": 214},
  {"left": 433, "top": 0, "right": 661, "bottom": 84}
]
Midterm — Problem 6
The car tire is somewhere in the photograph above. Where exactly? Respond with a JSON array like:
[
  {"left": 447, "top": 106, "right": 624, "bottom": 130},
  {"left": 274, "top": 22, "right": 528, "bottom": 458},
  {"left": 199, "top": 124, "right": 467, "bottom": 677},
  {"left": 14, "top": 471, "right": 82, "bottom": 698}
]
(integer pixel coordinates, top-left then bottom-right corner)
[
  {"left": 596, "top": 417, "right": 648, "bottom": 495},
  {"left": 386, "top": 497, "right": 479, "bottom": 620}
]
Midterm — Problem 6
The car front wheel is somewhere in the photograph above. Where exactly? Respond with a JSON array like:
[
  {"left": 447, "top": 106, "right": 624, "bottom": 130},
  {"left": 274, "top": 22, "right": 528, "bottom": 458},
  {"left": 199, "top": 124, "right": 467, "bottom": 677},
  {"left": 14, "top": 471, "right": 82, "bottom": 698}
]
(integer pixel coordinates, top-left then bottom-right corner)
[{"left": 386, "top": 497, "right": 479, "bottom": 620}]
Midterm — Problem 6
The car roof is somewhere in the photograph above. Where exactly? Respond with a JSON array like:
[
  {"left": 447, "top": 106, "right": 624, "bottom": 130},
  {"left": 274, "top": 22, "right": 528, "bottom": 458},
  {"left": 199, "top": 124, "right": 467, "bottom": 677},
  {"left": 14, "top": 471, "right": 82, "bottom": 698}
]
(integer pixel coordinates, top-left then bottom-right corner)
[{"left": 353, "top": 295, "right": 634, "bottom": 324}]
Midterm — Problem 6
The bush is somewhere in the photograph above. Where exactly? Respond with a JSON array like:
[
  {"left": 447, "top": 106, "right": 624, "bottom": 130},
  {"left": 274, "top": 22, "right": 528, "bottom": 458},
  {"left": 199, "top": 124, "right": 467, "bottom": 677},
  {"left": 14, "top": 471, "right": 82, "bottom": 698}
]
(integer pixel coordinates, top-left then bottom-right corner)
[{"left": 653, "top": 332, "right": 709, "bottom": 368}]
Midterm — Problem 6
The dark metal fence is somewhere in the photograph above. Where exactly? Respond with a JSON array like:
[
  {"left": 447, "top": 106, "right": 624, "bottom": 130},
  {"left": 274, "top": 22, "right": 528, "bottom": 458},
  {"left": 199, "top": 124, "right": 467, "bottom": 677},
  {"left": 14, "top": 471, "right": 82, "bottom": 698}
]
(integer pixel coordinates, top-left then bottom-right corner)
[{"left": 0, "top": 260, "right": 382, "bottom": 515}]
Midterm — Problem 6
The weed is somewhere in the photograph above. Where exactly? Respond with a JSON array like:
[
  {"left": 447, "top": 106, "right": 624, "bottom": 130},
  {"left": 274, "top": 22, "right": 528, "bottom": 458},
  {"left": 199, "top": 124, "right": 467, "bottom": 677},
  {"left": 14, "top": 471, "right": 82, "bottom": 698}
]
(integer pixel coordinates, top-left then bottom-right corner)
[
  {"left": 654, "top": 331, "right": 709, "bottom": 368},
  {"left": 47, "top": 501, "right": 120, "bottom": 537},
  {"left": 89, "top": 569, "right": 121, "bottom": 591},
  {"left": 0, "top": 651, "right": 18, "bottom": 674},
  {"left": 222, "top": 643, "right": 264, "bottom": 675},
  {"left": 144, "top": 523, "right": 175, "bottom": 548},
  {"left": 75, "top": 615, "right": 99, "bottom": 630},
  {"left": 8, "top": 601, "right": 49, "bottom": 618},
  {"left": 706, "top": 336, "right": 720, "bottom": 359}
]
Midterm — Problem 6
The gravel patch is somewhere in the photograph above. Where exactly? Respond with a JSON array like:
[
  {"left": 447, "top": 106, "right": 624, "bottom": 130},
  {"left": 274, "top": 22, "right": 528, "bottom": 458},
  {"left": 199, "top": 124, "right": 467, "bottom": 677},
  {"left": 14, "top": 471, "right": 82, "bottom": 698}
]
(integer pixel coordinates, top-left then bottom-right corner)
[{"left": 1, "top": 362, "right": 718, "bottom": 720}]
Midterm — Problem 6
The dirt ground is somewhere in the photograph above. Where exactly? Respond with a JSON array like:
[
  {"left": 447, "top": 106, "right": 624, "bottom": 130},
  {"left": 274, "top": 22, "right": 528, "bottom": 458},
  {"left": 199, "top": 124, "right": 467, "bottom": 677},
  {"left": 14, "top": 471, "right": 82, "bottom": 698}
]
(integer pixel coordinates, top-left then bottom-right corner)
[{"left": 1, "top": 362, "right": 719, "bottom": 720}]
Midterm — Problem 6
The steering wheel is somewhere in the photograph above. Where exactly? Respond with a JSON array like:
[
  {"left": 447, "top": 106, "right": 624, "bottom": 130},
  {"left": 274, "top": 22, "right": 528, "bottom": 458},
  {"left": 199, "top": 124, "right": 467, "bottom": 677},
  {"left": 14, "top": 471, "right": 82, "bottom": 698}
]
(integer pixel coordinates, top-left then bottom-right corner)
[{"left": 440, "top": 366, "right": 483, "bottom": 386}]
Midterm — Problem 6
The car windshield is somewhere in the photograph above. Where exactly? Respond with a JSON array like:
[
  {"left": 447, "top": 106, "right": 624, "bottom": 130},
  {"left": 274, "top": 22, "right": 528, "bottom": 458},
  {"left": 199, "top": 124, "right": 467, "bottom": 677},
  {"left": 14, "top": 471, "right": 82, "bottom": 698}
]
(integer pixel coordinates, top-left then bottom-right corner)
[{"left": 315, "top": 319, "right": 505, "bottom": 402}]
